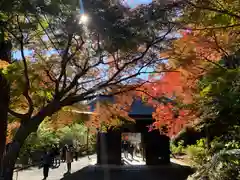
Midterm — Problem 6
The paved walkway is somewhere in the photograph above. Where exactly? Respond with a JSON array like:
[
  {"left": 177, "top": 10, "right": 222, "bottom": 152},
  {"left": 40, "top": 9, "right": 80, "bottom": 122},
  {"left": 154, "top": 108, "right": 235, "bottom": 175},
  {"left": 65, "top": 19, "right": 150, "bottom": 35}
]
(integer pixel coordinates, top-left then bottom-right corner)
[
  {"left": 14, "top": 155, "right": 97, "bottom": 180},
  {"left": 60, "top": 164, "right": 193, "bottom": 180},
  {"left": 122, "top": 154, "right": 189, "bottom": 166},
  {"left": 14, "top": 154, "right": 193, "bottom": 180},
  {"left": 122, "top": 154, "right": 145, "bottom": 165}
]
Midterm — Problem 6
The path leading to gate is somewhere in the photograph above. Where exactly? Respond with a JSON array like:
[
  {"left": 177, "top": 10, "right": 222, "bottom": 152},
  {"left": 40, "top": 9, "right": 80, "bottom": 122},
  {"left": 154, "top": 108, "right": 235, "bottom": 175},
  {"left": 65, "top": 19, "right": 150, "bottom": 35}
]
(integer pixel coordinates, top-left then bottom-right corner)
[
  {"left": 122, "top": 153, "right": 190, "bottom": 166},
  {"left": 14, "top": 154, "right": 193, "bottom": 180},
  {"left": 14, "top": 155, "right": 97, "bottom": 180}
]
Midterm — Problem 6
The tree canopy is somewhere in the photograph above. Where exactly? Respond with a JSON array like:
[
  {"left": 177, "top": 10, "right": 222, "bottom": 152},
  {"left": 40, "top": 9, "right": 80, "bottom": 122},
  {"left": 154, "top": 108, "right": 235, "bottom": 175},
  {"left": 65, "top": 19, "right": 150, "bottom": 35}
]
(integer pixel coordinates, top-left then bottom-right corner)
[
  {"left": 0, "top": 0, "right": 183, "bottom": 178},
  {"left": 1, "top": 0, "right": 240, "bottom": 179}
]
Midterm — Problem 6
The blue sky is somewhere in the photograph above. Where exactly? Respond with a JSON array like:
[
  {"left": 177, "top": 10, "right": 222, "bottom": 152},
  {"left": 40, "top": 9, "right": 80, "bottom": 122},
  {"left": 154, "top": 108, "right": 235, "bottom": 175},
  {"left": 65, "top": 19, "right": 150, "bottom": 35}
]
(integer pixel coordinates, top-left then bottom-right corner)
[{"left": 127, "top": 0, "right": 152, "bottom": 8}]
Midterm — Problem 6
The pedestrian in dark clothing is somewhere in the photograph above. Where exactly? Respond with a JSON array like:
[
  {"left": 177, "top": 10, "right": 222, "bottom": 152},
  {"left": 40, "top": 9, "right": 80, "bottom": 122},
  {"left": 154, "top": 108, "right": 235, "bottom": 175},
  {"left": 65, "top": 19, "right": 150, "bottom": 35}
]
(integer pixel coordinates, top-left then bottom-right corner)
[
  {"left": 41, "top": 150, "right": 52, "bottom": 180},
  {"left": 61, "top": 146, "right": 66, "bottom": 162},
  {"left": 74, "top": 150, "right": 79, "bottom": 161},
  {"left": 128, "top": 143, "right": 135, "bottom": 160},
  {"left": 53, "top": 145, "right": 60, "bottom": 167},
  {"left": 123, "top": 141, "right": 129, "bottom": 159},
  {"left": 65, "top": 145, "right": 73, "bottom": 174}
]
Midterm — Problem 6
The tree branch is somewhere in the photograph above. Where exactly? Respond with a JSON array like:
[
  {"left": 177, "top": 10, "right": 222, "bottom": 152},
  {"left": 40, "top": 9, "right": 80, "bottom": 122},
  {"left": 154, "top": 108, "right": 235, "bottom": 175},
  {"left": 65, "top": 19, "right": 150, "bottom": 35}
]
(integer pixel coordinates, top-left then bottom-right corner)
[
  {"left": 61, "top": 80, "right": 148, "bottom": 106},
  {"left": 136, "top": 89, "right": 177, "bottom": 105},
  {"left": 59, "top": 26, "right": 173, "bottom": 103},
  {"left": 186, "top": 1, "right": 240, "bottom": 20},
  {"left": 60, "top": 47, "right": 104, "bottom": 97},
  {"left": 34, "top": 14, "right": 60, "bottom": 53},
  {"left": 102, "top": 27, "right": 173, "bottom": 85},
  {"left": 202, "top": 55, "right": 227, "bottom": 70},
  {"left": 17, "top": 15, "right": 34, "bottom": 117},
  {"left": 24, "top": 15, "right": 50, "bottom": 51},
  {"left": 183, "top": 24, "right": 240, "bottom": 31},
  {"left": 55, "top": 33, "right": 74, "bottom": 97},
  {"left": 212, "top": 31, "right": 229, "bottom": 57},
  {"left": 44, "top": 68, "right": 58, "bottom": 83},
  {"left": 8, "top": 108, "right": 27, "bottom": 119},
  {"left": 61, "top": 66, "right": 177, "bottom": 107}
]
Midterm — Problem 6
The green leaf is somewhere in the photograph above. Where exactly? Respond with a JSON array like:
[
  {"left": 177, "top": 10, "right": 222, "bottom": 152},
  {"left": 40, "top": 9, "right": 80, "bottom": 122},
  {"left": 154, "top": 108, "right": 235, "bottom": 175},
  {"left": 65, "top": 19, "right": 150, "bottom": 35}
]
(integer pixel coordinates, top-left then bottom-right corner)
[
  {"left": 37, "top": 19, "right": 49, "bottom": 31},
  {"left": 200, "top": 84, "right": 212, "bottom": 97},
  {"left": 46, "top": 91, "right": 53, "bottom": 100}
]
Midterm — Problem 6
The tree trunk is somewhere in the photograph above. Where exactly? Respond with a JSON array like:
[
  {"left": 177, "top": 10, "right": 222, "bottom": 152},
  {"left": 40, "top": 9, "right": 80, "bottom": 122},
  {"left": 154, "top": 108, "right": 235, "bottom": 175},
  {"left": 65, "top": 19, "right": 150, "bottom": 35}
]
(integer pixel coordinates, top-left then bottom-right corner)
[
  {"left": 0, "top": 100, "right": 62, "bottom": 180},
  {"left": 1, "top": 121, "right": 34, "bottom": 180},
  {"left": 0, "top": 39, "right": 12, "bottom": 177},
  {"left": 0, "top": 74, "right": 9, "bottom": 176},
  {"left": 1, "top": 142, "right": 21, "bottom": 180}
]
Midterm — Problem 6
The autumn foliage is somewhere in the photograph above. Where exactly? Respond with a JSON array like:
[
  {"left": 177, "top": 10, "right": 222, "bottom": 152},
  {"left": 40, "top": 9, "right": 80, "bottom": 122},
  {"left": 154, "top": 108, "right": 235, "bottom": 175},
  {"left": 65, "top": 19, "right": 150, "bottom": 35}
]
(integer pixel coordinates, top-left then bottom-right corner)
[
  {"left": 86, "top": 92, "right": 135, "bottom": 130},
  {"left": 161, "top": 31, "right": 225, "bottom": 93},
  {"left": 136, "top": 72, "right": 194, "bottom": 136},
  {"left": 6, "top": 122, "right": 20, "bottom": 144},
  {"left": 85, "top": 72, "right": 194, "bottom": 136},
  {"left": 83, "top": 26, "right": 239, "bottom": 137},
  {"left": 152, "top": 104, "right": 193, "bottom": 136}
]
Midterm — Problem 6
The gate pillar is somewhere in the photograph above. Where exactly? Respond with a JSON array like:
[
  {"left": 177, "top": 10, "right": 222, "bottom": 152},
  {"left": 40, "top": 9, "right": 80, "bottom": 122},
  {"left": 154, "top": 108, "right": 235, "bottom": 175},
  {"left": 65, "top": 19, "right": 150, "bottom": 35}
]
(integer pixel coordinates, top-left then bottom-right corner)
[
  {"left": 97, "top": 129, "right": 121, "bottom": 165},
  {"left": 144, "top": 130, "right": 170, "bottom": 165}
]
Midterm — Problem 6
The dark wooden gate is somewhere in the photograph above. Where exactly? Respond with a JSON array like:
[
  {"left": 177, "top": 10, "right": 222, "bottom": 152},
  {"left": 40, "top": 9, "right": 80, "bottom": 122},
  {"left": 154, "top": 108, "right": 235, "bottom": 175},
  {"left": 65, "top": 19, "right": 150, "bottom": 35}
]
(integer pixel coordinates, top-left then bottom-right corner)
[
  {"left": 144, "top": 130, "right": 170, "bottom": 165},
  {"left": 96, "top": 130, "right": 121, "bottom": 165}
]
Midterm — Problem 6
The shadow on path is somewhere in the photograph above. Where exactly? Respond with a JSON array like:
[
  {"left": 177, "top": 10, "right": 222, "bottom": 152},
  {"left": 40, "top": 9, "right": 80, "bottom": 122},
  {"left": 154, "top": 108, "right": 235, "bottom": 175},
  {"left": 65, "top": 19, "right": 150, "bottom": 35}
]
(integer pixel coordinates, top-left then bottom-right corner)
[{"left": 60, "top": 163, "right": 194, "bottom": 180}]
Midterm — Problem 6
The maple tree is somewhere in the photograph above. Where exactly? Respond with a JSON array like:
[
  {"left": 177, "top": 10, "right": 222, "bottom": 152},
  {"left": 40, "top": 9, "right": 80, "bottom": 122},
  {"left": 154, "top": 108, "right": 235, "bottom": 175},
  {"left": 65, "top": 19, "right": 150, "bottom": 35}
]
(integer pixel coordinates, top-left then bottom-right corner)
[
  {"left": 146, "top": 0, "right": 240, "bottom": 100},
  {"left": 143, "top": 0, "right": 240, "bottom": 137},
  {"left": 86, "top": 91, "right": 136, "bottom": 131},
  {"left": 86, "top": 72, "right": 194, "bottom": 137},
  {"left": 163, "top": 1, "right": 240, "bottom": 178},
  {"left": 82, "top": 0, "right": 240, "bottom": 138},
  {"left": 135, "top": 72, "right": 194, "bottom": 136},
  {"left": 167, "top": 0, "right": 240, "bottom": 131},
  {"left": 3, "top": 1, "right": 240, "bottom": 178},
  {"left": 0, "top": 0, "right": 181, "bottom": 179}
]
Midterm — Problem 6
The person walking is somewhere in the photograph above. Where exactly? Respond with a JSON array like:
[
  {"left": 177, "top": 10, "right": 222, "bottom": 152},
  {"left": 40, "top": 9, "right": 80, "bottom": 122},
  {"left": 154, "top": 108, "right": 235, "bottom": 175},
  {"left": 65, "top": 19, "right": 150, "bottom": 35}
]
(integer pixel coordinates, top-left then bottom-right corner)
[
  {"left": 61, "top": 146, "right": 66, "bottom": 162},
  {"left": 74, "top": 148, "right": 79, "bottom": 161},
  {"left": 128, "top": 143, "right": 135, "bottom": 160},
  {"left": 123, "top": 141, "right": 129, "bottom": 159},
  {"left": 53, "top": 145, "right": 60, "bottom": 167},
  {"left": 65, "top": 145, "right": 73, "bottom": 174},
  {"left": 41, "top": 150, "right": 53, "bottom": 180},
  {"left": 140, "top": 142, "right": 146, "bottom": 161},
  {"left": 134, "top": 143, "right": 140, "bottom": 157}
]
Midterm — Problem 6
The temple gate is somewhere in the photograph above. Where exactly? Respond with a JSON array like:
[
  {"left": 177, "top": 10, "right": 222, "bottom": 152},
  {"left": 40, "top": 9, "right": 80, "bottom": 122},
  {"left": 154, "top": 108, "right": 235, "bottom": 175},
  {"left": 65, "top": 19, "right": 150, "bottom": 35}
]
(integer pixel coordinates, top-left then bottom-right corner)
[{"left": 89, "top": 95, "right": 170, "bottom": 165}]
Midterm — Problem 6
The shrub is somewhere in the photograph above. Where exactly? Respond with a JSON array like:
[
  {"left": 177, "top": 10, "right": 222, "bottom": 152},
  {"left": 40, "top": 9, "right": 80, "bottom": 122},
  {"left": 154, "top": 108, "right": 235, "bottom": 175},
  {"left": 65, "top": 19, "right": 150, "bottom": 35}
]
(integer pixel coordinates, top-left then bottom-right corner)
[
  {"left": 172, "top": 127, "right": 204, "bottom": 146},
  {"left": 188, "top": 148, "right": 240, "bottom": 180},
  {"left": 187, "top": 139, "right": 240, "bottom": 180},
  {"left": 170, "top": 140, "right": 185, "bottom": 156},
  {"left": 186, "top": 139, "right": 208, "bottom": 166}
]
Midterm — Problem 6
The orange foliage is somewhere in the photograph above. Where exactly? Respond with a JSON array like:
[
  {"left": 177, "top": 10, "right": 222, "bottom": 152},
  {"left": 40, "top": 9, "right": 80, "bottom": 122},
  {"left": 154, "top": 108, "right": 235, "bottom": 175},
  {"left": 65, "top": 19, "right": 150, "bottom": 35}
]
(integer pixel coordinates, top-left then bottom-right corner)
[
  {"left": 152, "top": 103, "right": 194, "bottom": 136},
  {"left": 85, "top": 73, "right": 194, "bottom": 136},
  {"left": 0, "top": 60, "right": 9, "bottom": 69},
  {"left": 6, "top": 122, "right": 20, "bottom": 144},
  {"left": 86, "top": 93, "right": 135, "bottom": 130},
  {"left": 84, "top": 71, "right": 194, "bottom": 135},
  {"left": 161, "top": 31, "right": 225, "bottom": 94},
  {"left": 137, "top": 72, "right": 192, "bottom": 103},
  {"left": 135, "top": 72, "right": 195, "bottom": 136},
  {"left": 49, "top": 110, "right": 77, "bottom": 130},
  {"left": 146, "top": 29, "right": 233, "bottom": 135},
  {"left": 85, "top": 30, "right": 236, "bottom": 135},
  {"left": 37, "top": 69, "right": 55, "bottom": 89}
]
